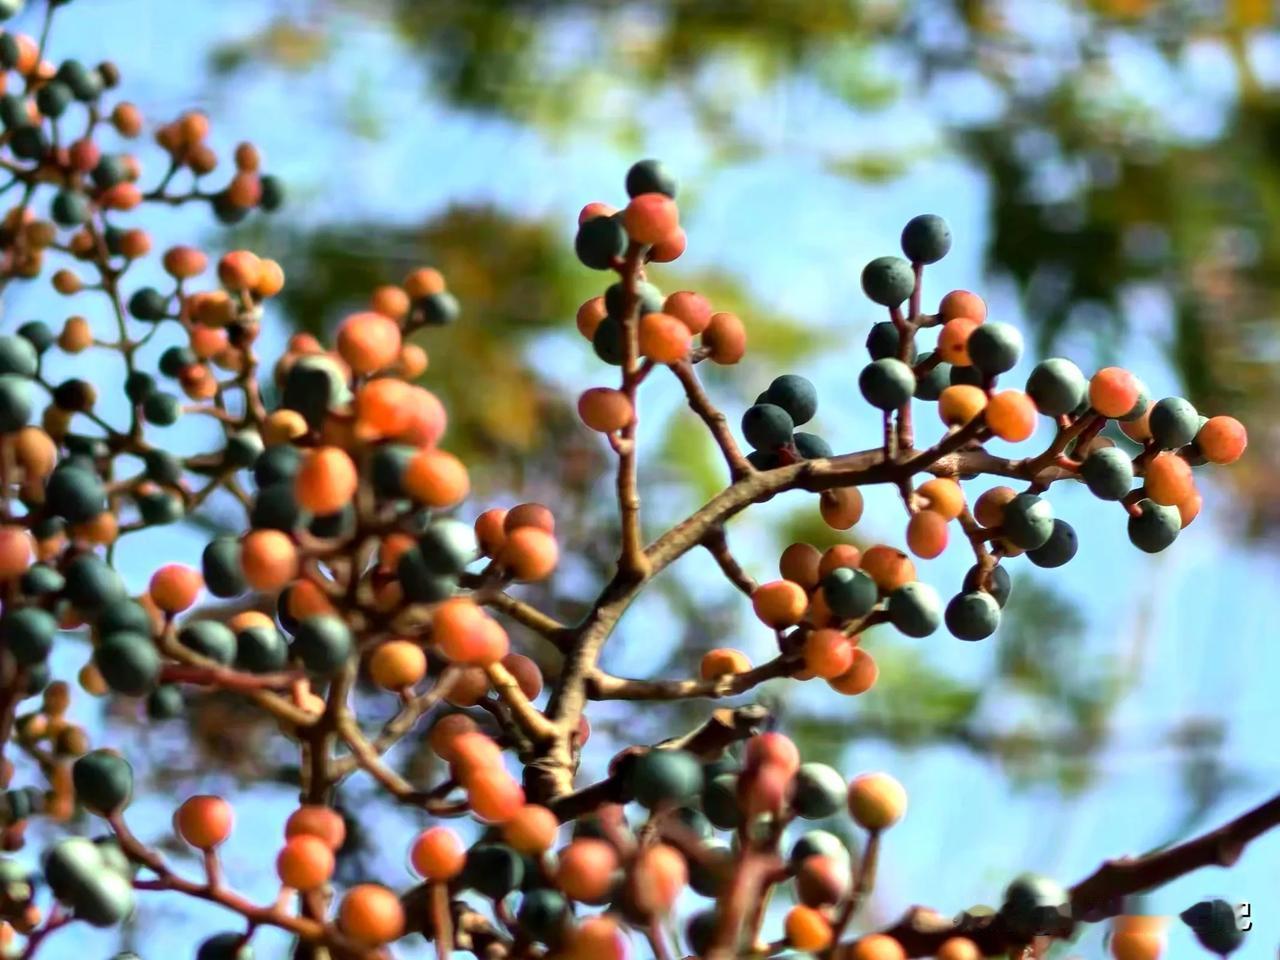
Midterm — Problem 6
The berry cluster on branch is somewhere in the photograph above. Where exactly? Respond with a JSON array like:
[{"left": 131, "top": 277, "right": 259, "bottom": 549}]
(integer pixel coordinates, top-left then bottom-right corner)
[{"left": 0, "top": 3, "right": 1261, "bottom": 959}]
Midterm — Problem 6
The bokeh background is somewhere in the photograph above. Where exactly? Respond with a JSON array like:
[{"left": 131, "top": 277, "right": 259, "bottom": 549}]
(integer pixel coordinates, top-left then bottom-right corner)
[{"left": 6, "top": 0, "right": 1280, "bottom": 957}]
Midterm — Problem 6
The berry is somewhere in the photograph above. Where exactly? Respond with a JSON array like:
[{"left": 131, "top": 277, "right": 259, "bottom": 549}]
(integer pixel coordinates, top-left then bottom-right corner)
[
  {"left": 178, "top": 621, "right": 237, "bottom": 665},
  {"left": 887, "top": 581, "right": 941, "bottom": 637},
  {"left": 859, "top": 358, "right": 916, "bottom": 410},
  {"left": 1180, "top": 899, "right": 1245, "bottom": 955},
  {"left": 1000, "top": 873, "right": 1070, "bottom": 939},
  {"left": 794, "top": 432, "right": 832, "bottom": 459},
  {"left": 792, "top": 762, "right": 845, "bottom": 819},
  {"left": 847, "top": 772, "right": 907, "bottom": 830},
  {"left": 625, "top": 159, "right": 678, "bottom": 199},
  {"left": 945, "top": 591, "right": 1001, "bottom": 641},
  {"left": 1089, "top": 367, "right": 1140, "bottom": 418},
  {"left": 1196, "top": 416, "right": 1247, "bottom": 464},
  {"left": 914, "top": 352, "right": 951, "bottom": 400},
  {"left": 1081, "top": 447, "right": 1134, "bottom": 501},
  {"left": 1128, "top": 499, "right": 1180, "bottom": 553},
  {"left": 763, "top": 374, "right": 817, "bottom": 425},
  {"left": 1001, "top": 493, "right": 1054, "bottom": 550},
  {"left": 575, "top": 216, "right": 627, "bottom": 270},
  {"left": 866, "top": 321, "right": 917, "bottom": 362},
  {"left": 1027, "top": 519, "right": 1078, "bottom": 568},
  {"left": 518, "top": 889, "right": 570, "bottom": 943},
  {"left": 1148, "top": 397, "right": 1199, "bottom": 449},
  {"left": 962, "top": 563, "right": 1011, "bottom": 607},
  {"left": 202, "top": 537, "right": 246, "bottom": 598},
  {"left": 95, "top": 633, "right": 160, "bottom": 696},
  {"left": 820, "top": 567, "right": 877, "bottom": 620},
  {"left": 292, "top": 616, "right": 353, "bottom": 675},
  {"left": 626, "top": 749, "right": 703, "bottom": 809},
  {"left": 966, "top": 321, "right": 1022, "bottom": 375},
  {"left": 1, "top": 607, "right": 56, "bottom": 665},
  {"left": 196, "top": 934, "right": 252, "bottom": 960},
  {"left": 72, "top": 749, "right": 133, "bottom": 814},
  {"left": 861, "top": 256, "right": 915, "bottom": 306},
  {"left": 900, "top": 214, "right": 951, "bottom": 264},
  {"left": 789, "top": 830, "right": 850, "bottom": 870},
  {"left": 741, "top": 403, "right": 794, "bottom": 451}
]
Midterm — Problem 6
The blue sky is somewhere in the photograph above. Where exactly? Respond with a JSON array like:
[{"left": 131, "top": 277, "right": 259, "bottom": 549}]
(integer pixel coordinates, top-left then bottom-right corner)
[{"left": 6, "top": 1, "right": 1278, "bottom": 957}]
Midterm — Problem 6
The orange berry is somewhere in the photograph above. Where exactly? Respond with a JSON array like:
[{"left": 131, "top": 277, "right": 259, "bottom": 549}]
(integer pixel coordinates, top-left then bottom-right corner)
[
  {"left": 499, "top": 527, "right": 559, "bottom": 582},
  {"left": 411, "top": 826, "right": 466, "bottom": 880},
  {"left": 779, "top": 542, "right": 822, "bottom": 591},
  {"left": 354, "top": 378, "right": 412, "bottom": 440},
  {"left": 938, "top": 317, "right": 981, "bottom": 366},
  {"left": 701, "top": 312, "right": 746, "bottom": 364},
  {"left": 557, "top": 839, "right": 619, "bottom": 903},
  {"left": 751, "top": 580, "right": 808, "bottom": 629},
  {"left": 285, "top": 805, "right": 347, "bottom": 850},
  {"left": 1178, "top": 490, "right": 1202, "bottom": 528},
  {"left": 111, "top": 102, "right": 143, "bottom": 137},
  {"left": 818, "top": 544, "right": 862, "bottom": 578},
  {"left": 148, "top": 564, "right": 202, "bottom": 613},
  {"left": 502, "top": 653, "right": 544, "bottom": 699},
  {"left": 369, "top": 640, "right": 426, "bottom": 690},
  {"left": 217, "top": 250, "right": 263, "bottom": 290},
  {"left": 256, "top": 259, "right": 285, "bottom": 298},
  {"left": 403, "top": 448, "right": 470, "bottom": 508},
  {"left": 337, "top": 311, "right": 402, "bottom": 374},
  {"left": 1144, "top": 452, "right": 1194, "bottom": 506},
  {"left": 444, "top": 667, "right": 490, "bottom": 707},
  {"left": 828, "top": 648, "right": 878, "bottom": 695},
  {"left": 400, "top": 387, "right": 448, "bottom": 447},
  {"left": 338, "top": 884, "right": 405, "bottom": 945},
  {"left": 785, "top": 905, "right": 833, "bottom": 952},
  {"left": 120, "top": 229, "right": 151, "bottom": 260},
  {"left": 804, "top": 628, "right": 854, "bottom": 680},
  {"left": 986, "top": 390, "right": 1038, "bottom": 442},
  {"left": 578, "top": 201, "right": 616, "bottom": 224},
  {"left": 860, "top": 545, "right": 915, "bottom": 591},
  {"left": 938, "top": 290, "right": 987, "bottom": 323},
  {"left": 847, "top": 772, "right": 907, "bottom": 831},
  {"left": 399, "top": 343, "right": 429, "bottom": 378},
  {"left": 578, "top": 388, "right": 633, "bottom": 433},
  {"left": 576, "top": 297, "right": 607, "bottom": 340},
  {"left": 277, "top": 834, "right": 335, "bottom": 891},
  {"left": 162, "top": 245, "right": 207, "bottom": 280},
  {"left": 0, "top": 527, "right": 32, "bottom": 580},
  {"left": 937, "top": 937, "right": 982, "bottom": 960},
  {"left": 906, "top": 510, "right": 949, "bottom": 559},
  {"left": 745, "top": 732, "right": 800, "bottom": 775},
  {"left": 623, "top": 193, "right": 679, "bottom": 246},
  {"left": 474, "top": 508, "right": 508, "bottom": 557},
  {"left": 663, "top": 291, "right": 713, "bottom": 334},
  {"left": 403, "top": 267, "right": 446, "bottom": 299},
  {"left": 503, "top": 804, "right": 559, "bottom": 855},
  {"left": 568, "top": 915, "right": 626, "bottom": 960},
  {"left": 633, "top": 843, "right": 687, "bottom": 914},
  {"left": 504, "top": 503, "right": 555, "bottom": 533},
  {"left": 467, "top": 767, "right": 524, "bottom": 823},
  {"left": 1197, "top": 415, "right": 1247, "bottom": 464},
  {"left": 974, "top": 486, "right": 1017, "bottom": 527},
  {"left": 638, "top": 311, "right": 692, "bottom": 364},
  {"left": 240, "top": 530, "right": 298, "bottom": 591},
  {"left": 57, "top": 316, "right": 93, "bottom": 354},
  {"left": 917, "top": 478, "right": 965, "bottom": 520},
  {"left": 428, "top": 713, "right": 478, "bottom": 762},
  {"left": 295, "top": 447, "right": 358, "bottom": 516},
  {"left": 850, "top": 933, "right": 907, "bottom": 960},
  {"left": 700, "top": 648, "right": 751, "bottom": 680},
  {"left": 1089, "top": 367, "right": 1140, "bottom": 418},
  {"left": 174, "top": 795, "right": 233, "bottom": 849},
  {"left": 938, "top": 385, "right": 988, "bottom": 427},
  {"left": 819, "top": 487, "right": 864, "bottom": 530},
  {"left": 649, "top": 226, "right": 687, "bottom": 262},
  {"left": 234, "top": 142, "right": 261, "bottom": 173}
]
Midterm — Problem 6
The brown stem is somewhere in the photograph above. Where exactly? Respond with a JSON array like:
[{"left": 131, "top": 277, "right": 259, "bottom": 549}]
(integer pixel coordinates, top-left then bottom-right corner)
[
  {"left": 670, "top": 359, "right": 752, "bottom": 480},
  {"left": 701, "top": 525, "right": 758, "bottom": 596},
  {"left": 616, "top": 241, "right": 652, "bottom": 582}
]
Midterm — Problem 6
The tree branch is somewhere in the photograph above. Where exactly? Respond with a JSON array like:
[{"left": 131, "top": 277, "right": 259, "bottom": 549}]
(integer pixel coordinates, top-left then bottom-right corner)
[
  {"left": 670, "top": 359, "right": 752, "bottom": 480},
  {"left": 701, "top": 525, "right": 758, "bottom": 596}
]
